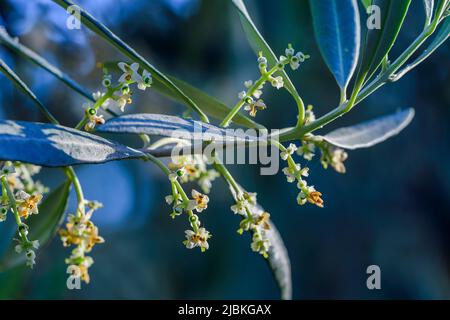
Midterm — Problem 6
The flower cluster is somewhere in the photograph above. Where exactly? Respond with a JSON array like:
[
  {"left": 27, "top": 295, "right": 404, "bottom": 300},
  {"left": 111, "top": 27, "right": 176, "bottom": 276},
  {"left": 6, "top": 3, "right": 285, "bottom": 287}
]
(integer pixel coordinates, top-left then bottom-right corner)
[
  {"left": 165, "top": 171, "right": 212, "bottom": 252},
  {"left": 1, "top": 162, "right": 45, "bottom": 268},
  {"left": 82, "top": 61, "right": 153, "bottom": 131},
  {"left": 279, "top": 144, "right": 324, "bottom": 208},
  {"left": 287, "top": 105, "right": 349, "bottom": 174},
  {"left": 2, "top": 162, "right": 47, "bottom": 195},
  {"left": 59, "top": 200, "right": 104, "bottom": 284},
  {"left": 238, "top": 44, "right": 309, "bottom": 118},
  {"left": 296, "top": 135, "right": 348, "bottom": 175},
  {"left": 230, "top": 190, "right": 272, "bottom": 258},
  {"left": 318, "top": 143, "right": 348, "bottom": 174},
  {"left": 168, "top": 155, "right": 219, "bottom": 194}
]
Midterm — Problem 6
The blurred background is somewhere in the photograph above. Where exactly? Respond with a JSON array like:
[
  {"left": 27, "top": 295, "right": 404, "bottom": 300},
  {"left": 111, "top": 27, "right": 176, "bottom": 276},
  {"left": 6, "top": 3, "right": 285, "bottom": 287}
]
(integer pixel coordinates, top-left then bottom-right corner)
[{"left": 0, "top": 0, "right": 449, "bottom": 299}]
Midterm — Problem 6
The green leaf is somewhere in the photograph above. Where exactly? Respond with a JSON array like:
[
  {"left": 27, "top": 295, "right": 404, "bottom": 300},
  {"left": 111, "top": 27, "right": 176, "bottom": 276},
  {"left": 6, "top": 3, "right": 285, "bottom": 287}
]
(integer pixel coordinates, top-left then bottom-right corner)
[
  {"left": 310, "top": 0, "right": 361, "bottom": 90},
  {"left": 266, "top": 220, "right": 292, "bottom": 300},
  {"left": 0, "top": 59, "right": 58, "bottom": 124},
  {"left": 361, "top": 0, "right": 372, "bottom": 8},
  {"left": 394, "top": 18, "right": 449, "bottom": 79},
  {"left": 51, "top": 0, "right": 209, "bottom": 123},
  {"left": 357, "top": 0, "right": 412, "bottom": 81},
  {"left": 0, "top": 181, "right": 71, "bottom": 271},
  {"left": 423, "top": 0, "right": 435, "bottom": 25},
  {"left": 97, "top": 113, "right": 257, "bottom": 143},
  {"left": 0, "top": 120, "right": 146, "bottom": 166},
  {"left": 421, "top": 17, "right": 450, "bottom": 56},
  {"left": 322, "top": 108, "right": 415, "bottom": 149},
  {"left": 231, "top": 0, "right": 304, "bottom": 117}
]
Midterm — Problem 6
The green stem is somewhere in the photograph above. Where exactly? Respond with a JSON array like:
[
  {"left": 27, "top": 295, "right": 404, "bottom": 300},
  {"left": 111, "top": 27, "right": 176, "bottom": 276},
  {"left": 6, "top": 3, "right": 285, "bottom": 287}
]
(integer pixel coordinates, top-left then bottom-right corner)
[
  {"left": 339, "top": 87, "right": 347, "bottom": 105},
  {"left": 142, "top": 152, "right": 198, "bottom": 231},
  {"left": 212, "top": 161, "right": 241, "bottom": 195},
  {"left": 220, "top": 65, "right": 279, "bottom": 127},
  {"left": 279, "top": 3, "right": 448, "bottom": 141},
  {"left": 143, "top": 153, "right": 170, "bottom": 175},
  {"left": 293, "top": 90, "right": 306, "bottom": 128},
  {"left": 1, "top": 176, "right": 27, "bottom": 242},
  {"left": 75, "top": 85, "right": 119, "bottom": 130},
  {"left": 64, "top": 167, "right": 85, "bottom": 216}
]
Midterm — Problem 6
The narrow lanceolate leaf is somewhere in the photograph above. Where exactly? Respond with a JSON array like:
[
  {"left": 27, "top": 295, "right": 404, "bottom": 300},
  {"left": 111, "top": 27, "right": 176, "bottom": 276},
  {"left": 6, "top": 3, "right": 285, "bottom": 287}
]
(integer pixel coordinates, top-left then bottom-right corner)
[
  {"left": 310, "top": 0, "right": 361, "bottom": 90},
  {"left": 0, "top": 181, "right": 71, "bottom": 271},
  {"left": 266, "top": 221, "right": 292, "bottom": 300},
  {"left": 231, "top": 0, "right": 304, "bottom": 114},
  {"left": 423, "top": 0, "right": 435, "bottom": 25},
  {"left": 0, "top": 59, "right": 58, "bottom": 124},
  {"left": 360, "top": 0, "right": 372, "bottom": 8},
  {"left": 394, "top": 18, "right": 449, "bottom": 80},
  {"left": 97, "top": 113, "right": 258, "bottom": 143},
  {"left": 358, "top": 0, "right": 412, "bottom": 81},
  {"left": 0, "top": 120, "right": 145, "bottom": 166},
  {"left": 51, "top": 0, "right": 209, "bottom": 123},
  {"left": 322, "top": 108, "right": 415, "bottom": 149}
]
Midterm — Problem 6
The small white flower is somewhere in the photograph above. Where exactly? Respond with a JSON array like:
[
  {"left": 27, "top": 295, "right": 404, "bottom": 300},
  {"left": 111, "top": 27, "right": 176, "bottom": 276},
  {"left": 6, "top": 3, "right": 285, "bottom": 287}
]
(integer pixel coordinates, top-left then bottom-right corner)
[
  {"left": 279, "top": 55, "right": 289, "bottom": 64},
  {"left": 270, "top": 76, "right": 284, "bottom": 89},
  {"left": 116, "top": 93, "right": 132, "bottom": 112},
  {"left": 231, "top": 200, "right": 247, "bottom": 215},
  {"left": 330, "top": 148, "right": 348, "bottom": 174},
  {"left": 1, "top": 163, "right": 15, "bottom": 177},
  {"left": 285, "top": 47, "right": 295, "bottom": 57},
  {"left": 238, "top": 91, "right": 247, "bottom": 99},
  {"left": 282, "top": 167, "right": 296, "bottom": 183},
  {"left": 118, "top": 62, "right": 141, "bottom": 83},
  {"left": 183, "top": 227, "right": 211, "bottom": 251},
  {"left": 137, "top": 70, "right": 152, "bottom": 90},
  {"left": 244, "top": 81, "right": 263, "bottom": 99},
  {"left": 290, "top": 52, "right": 308, "bottom": 70},
  {"left": 253, "top": 88, "right": 263, "bottom": 99},
  {"left": 244, "top": 192, "right": 257, "bottom": 205},
  {"left": 92, "top": 91, "right": 103, "bottom": 101},
  {"left": 186, "top": 200, "right": 197, "bottom": 211},
  {"left": 280, "top": 144, "right": 297, "bottom": 160},
  {"left": 84, "top": 114, "right": 105, "bottom": 132},
  {"left": 0, "top": 205, "right": 8, "bottom": 222},
  {"left": 25, "top": 249, "right": 36, "bottom": 268},
  {"left": 15, "top": 244, "right": 22, "bottom": 253},
  {"left": 190, "top": 189, "right": 209, "bottom": 212},
  {"left": 102, "top": 74, "right": 112, "bottom": 87},
  {"left": 250, "top": 232, "right": 270, "bottom": 258},
  {"left": 258, "top": 55, "right": 268, "bottom": 69},
  {"left": 257, "top": 56, "right": 267, "bottom": 65},
  {"left": 244, "top": 99, "right": 266, "bottom": 117},
  {"left": 15, "top": 190, "right": 30, "bottom": 201},
  {"left": 165, "top": 195, "right": 174, "bottom": 205},
  {"left": 297, "top": 142, "right": 315, "bottom": 161},
  {"left": 31, "top": 240, "right": 40, "bottom": 250}
]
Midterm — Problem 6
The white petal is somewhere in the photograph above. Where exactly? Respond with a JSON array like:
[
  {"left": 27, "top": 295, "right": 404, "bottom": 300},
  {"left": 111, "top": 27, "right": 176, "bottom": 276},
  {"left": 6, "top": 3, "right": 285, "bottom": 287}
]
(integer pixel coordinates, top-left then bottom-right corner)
[
  {"left": 130, "top": 62, "right": 140, "bottom": 72},
  {"left": 117, "top": 62, "right": 127, "bottom": 72}
]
